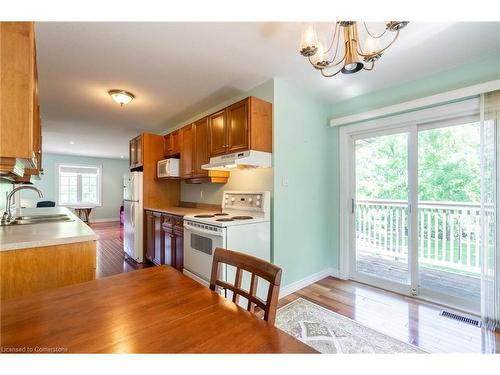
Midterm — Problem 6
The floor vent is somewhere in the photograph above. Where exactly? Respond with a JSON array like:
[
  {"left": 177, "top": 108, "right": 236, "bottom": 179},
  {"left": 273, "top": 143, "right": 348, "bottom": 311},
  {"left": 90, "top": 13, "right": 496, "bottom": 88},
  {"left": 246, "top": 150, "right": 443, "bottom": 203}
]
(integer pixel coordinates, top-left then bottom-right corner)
[{"left": 439, "top": 310, "right": 482, "bottom": 327}]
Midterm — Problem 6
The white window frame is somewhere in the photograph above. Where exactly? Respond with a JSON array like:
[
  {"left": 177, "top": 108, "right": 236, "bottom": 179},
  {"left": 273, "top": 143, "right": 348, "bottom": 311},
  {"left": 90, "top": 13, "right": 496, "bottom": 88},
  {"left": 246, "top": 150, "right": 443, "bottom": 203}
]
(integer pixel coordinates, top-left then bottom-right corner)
[
  {"left": 56, "top": 163, "right": 103, "bottom": 207},
  {"left": 338, "top": 96, "right": 482, "bottom": 313}
]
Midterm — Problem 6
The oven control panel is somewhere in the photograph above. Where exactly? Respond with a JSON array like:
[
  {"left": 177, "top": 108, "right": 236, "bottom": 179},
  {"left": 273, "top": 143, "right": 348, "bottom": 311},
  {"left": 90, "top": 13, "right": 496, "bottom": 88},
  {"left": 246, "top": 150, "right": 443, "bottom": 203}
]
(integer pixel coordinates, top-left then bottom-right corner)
[{"left": 222, "top": 191, "right": 270, "bottom": 216}]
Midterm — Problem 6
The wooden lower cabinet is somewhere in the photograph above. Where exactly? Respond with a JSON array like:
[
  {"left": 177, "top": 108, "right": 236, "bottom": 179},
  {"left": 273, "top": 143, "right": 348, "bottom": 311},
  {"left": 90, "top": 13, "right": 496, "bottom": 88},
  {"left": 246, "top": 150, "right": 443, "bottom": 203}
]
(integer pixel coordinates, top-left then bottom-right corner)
[
  {"left": 0, "top": 240, "right": 96, "bottom": 301},
  {"left": 153, "top": 212, "right": 162, "bottom": 265},
  {"left": 173, "top": 224, "right": 184, "bottom": 271},
  {"left": 162, "top": 220, "right": 174, "bottom": 266},
  {"left": 145, "top": 210, "right": 184, "bottom": 271}
]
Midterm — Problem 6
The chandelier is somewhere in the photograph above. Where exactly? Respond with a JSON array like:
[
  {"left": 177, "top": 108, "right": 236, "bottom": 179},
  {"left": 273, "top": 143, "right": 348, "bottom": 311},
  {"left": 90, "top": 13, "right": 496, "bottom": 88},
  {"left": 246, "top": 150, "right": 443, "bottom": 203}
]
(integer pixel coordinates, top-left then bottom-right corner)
[{"left": 299, "top": 21, "right": 409, "bottom": 77}]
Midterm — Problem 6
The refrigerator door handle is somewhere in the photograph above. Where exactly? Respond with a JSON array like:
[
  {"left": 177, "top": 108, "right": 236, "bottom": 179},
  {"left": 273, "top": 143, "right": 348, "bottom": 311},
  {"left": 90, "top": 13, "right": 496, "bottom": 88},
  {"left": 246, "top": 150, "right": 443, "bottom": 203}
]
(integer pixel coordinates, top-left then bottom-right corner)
[{"left": 131, "top": 203, "right": 135, "bottom": 229}]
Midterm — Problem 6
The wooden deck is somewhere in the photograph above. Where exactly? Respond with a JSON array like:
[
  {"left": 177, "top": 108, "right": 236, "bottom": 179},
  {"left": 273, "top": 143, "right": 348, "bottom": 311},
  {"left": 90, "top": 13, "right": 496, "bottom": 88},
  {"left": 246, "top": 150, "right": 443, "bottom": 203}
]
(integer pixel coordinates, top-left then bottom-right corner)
[{"left": 357, "top": 252, "right": 481, "bottom": 303}]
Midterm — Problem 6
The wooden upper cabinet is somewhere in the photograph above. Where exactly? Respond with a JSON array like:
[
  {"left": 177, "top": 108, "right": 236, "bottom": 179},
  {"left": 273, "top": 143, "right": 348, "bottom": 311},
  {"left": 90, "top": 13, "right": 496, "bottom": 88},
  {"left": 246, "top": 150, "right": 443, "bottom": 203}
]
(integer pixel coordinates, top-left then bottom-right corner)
[
  {"left": 129, "top": 138, "right": 135, "bottom": 168},
  {"left": 0, "top": 22, "right": 35, "bottom": 160},
  {"left": 227, "top": 99, "right": 249, "bottom": 153},
  {"left": 159, "top": 96, "right": 270, "bottom": 184},
  {"left": 208, "top": 110, "right": 227, "bottom": 157},
  {"left": 164, "top": 130, "right": 180, "bottom": 158},
  {"left": 180, "top": 124, "right": 194, "bottom": 178},
  {"left": 0, "top": 22, "right": 43, "bottom": 180},
  {"left": 163, "top": 134, "right": 171, "bottom": 158},
  {"left": 193, "top": 117, "right": 209, "bottom": 177},
  {"left": 129, "top": 135, "right": 144, "bottom": 170},
  {"left": 208, "top": 97, "right": 272, "bottom": 158},
  {"left": 171, "top": 130, "right": 180, "bottom": 155},
  {"left": 136, "top": 136, "right": 143, "bottom": 167}
]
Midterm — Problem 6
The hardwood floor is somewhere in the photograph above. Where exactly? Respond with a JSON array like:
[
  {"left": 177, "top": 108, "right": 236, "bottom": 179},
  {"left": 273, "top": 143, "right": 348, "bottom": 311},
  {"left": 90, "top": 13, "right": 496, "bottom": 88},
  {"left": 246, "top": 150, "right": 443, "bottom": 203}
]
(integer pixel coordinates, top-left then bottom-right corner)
[
  {"left": 89, "top": 221, "right": 150, "bottom": 278},
  {"left": 280, "top": 277, "right": 499, "bottom": 353},
  {"left": 90, "top": 221, "right": 499, "bottom": 353}
]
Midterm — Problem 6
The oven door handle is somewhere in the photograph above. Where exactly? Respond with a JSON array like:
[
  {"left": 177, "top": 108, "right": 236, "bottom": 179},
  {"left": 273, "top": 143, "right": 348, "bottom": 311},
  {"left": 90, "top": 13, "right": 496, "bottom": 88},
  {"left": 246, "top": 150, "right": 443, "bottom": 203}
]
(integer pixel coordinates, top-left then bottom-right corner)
[{"left": 184, "top": 223, "right": 224, "bottom": 237}]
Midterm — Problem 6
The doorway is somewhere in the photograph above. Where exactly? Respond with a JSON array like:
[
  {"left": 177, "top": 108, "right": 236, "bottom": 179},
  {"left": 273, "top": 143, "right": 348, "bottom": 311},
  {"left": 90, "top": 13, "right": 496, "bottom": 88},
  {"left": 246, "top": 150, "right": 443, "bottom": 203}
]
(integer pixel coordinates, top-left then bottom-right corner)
[{"left": 343, "top": 107, "right": 484, "bottom": 313}]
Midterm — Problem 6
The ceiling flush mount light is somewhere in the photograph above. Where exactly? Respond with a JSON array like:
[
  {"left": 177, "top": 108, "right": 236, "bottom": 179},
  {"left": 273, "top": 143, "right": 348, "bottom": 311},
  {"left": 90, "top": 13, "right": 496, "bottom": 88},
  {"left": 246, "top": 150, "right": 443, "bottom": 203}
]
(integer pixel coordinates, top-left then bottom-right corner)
[
  {"left": 108, "top": 89, "right": 135, "bottom": 106},
  {"left": 299, "top": 21, "right": 409, "bottom": 78}
]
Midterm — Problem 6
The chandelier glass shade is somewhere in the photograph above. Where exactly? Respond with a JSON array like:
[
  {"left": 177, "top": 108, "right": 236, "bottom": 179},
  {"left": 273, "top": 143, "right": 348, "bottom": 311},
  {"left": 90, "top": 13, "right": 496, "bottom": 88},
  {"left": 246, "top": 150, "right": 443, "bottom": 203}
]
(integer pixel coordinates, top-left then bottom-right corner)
[{"left": 299, "top": 21, "right": 409, "bottom": 77}]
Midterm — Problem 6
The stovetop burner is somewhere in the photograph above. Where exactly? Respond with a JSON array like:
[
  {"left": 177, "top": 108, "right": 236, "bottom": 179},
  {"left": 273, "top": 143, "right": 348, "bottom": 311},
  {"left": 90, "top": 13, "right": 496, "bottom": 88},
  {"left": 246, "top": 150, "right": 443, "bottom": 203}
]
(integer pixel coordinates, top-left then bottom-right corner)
[
  {"left": 194, "top": 214, "right": 215, "bottom": 218},
  {"left": 213, "top": 213, "right": 229, "bottom": 216},
  {"left": 216, "top": 218, "right": 234, "bottom": 222},
  {"left": 232, "top": 216, "right": 254, "bottom": 220}
]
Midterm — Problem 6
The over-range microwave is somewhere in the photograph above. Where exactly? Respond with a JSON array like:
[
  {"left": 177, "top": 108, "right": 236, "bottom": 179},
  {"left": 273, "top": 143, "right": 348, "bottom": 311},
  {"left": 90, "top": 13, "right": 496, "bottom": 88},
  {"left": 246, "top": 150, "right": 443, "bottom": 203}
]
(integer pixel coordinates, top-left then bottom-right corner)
[{"left": 157, "top": 158, "right": 180, "bottom": 178}]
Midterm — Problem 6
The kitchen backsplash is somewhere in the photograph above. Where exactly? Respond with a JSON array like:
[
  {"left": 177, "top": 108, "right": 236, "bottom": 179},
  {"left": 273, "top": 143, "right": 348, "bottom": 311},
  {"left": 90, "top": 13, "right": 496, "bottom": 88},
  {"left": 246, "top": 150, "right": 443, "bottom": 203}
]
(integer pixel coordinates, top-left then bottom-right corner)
[{"left": 180, "top": 168, "right": 273, "bottom": 205}]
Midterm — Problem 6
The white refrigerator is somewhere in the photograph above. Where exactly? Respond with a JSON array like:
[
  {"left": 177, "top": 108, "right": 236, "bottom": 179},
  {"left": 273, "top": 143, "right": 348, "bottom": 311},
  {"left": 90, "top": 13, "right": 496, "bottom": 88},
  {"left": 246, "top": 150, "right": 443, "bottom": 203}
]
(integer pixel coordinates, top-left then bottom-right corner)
[{"left": 124, "top": 171, "right": 144, "bottom": 263}]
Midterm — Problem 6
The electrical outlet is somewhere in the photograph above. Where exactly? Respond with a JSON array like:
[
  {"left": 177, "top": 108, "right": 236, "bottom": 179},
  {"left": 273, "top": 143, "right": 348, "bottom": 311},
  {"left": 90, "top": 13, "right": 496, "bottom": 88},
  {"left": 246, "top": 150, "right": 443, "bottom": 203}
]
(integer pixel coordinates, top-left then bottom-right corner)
[{"left": 281, "top": 176, "right": 289, "bottom": 187}]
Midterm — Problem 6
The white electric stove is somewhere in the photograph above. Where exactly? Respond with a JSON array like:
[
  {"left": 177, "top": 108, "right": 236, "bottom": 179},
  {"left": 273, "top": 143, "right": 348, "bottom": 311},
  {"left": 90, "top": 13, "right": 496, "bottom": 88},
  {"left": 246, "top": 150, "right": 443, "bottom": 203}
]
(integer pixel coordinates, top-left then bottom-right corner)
[{"left": 183, "top": 191, "right": 271, "bottom": 292}]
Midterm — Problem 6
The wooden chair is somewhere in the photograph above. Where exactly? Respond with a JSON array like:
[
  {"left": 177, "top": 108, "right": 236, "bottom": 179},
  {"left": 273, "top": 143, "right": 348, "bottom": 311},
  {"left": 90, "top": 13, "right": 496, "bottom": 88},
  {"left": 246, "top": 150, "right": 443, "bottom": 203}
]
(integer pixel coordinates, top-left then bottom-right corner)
[{"left": 209, "top": 247, "right": 282, "bottom": 325}]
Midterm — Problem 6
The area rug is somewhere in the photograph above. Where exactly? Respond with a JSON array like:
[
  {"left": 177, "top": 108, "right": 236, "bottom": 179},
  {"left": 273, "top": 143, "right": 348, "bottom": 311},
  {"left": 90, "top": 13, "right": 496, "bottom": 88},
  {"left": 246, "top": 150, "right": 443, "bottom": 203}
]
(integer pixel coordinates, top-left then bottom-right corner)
[{"left": 276, "top": 298, "right": 426, "bottom": 354}]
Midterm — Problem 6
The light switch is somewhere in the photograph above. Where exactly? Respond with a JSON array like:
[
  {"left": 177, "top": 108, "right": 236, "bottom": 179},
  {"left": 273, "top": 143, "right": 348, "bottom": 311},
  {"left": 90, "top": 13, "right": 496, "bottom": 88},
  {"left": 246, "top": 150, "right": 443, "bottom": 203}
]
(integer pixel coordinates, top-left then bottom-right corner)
[{"left": 281, "top": 176, "right": 289, "bottom": 187}]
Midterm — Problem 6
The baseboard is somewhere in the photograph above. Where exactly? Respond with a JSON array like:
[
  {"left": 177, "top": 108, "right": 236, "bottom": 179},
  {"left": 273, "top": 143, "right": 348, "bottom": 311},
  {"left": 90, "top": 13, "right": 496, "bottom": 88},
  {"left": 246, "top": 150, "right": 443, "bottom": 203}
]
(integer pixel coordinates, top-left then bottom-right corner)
[
  {"left": 330, "top": 267, "right": 341, "bottom": 279},
  {"left": 279, "top": 267, "right": 341, "bottom": 299},
  {"left": 89, "top": 218, "right": 120, "bottom": 223}
]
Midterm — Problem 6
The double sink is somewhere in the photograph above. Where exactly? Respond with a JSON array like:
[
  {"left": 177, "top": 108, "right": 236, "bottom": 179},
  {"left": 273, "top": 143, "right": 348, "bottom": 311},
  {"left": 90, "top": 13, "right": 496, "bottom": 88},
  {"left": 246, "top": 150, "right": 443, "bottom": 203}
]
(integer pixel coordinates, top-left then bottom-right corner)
[{"left": 1, "top": 213, "right": 74, "bottom": 226}]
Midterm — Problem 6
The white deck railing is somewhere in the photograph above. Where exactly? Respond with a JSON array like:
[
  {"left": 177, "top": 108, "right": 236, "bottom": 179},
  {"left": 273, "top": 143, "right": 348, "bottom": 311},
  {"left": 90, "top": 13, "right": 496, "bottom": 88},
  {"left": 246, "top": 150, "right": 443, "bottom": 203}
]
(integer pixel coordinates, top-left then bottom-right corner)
[{"left": 355, "top": 199, "right": 485, "bottom": 274}]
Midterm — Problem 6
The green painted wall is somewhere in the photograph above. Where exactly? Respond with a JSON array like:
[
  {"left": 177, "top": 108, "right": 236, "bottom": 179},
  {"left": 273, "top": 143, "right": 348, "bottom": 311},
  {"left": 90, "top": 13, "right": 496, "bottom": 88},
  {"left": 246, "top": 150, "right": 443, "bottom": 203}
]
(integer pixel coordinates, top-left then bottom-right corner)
[
  {"left": 273, "top": 79, "right": 338, "bottom": 286},
  {"left": 27, "top": 153, "right": 129, "bottom": 221},
  {"left": 330, "top": 52, "right": 500, "bottom": 119}
]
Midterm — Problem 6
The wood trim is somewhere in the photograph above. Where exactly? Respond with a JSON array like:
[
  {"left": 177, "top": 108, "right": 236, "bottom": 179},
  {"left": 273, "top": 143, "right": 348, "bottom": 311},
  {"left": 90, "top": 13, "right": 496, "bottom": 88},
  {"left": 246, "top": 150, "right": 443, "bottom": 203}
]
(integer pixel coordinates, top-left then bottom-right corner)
[
  {"left": 185, "top": 170, "right": 229, "bottom": 184},
  {"left": 0, "top": 157, "right": 23, "bottom": 177},
  {"left": 0, "top": 240, "right": 96, "bottom": 301}
]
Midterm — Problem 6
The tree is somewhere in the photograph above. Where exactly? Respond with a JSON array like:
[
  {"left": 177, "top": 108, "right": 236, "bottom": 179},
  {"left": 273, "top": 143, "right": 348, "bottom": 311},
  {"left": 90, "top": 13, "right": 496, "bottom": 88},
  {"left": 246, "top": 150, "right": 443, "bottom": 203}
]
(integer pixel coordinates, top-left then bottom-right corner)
[{"left": 356, "top": 122, "right": 480, "bottom": 203}]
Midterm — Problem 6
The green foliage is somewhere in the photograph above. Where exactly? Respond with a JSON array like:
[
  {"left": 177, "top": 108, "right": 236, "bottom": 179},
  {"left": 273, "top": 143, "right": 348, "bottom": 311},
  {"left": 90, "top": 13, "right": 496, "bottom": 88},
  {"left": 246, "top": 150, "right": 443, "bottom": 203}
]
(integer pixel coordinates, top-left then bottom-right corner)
[{"left": 356, "top": 123, "right": 480, "bottom": 203}]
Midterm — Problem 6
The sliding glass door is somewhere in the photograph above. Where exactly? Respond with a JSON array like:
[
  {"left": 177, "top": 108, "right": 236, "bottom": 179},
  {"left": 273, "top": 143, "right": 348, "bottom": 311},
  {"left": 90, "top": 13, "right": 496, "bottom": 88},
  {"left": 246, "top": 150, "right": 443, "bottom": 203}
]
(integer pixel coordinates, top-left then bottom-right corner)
[
  {"left": 417, "top": 121, "right": 481, "bottom": 308},
  {"left": 350, "top": 119, "right": 482, "bottom": 312},
  {"left": 353, "top": 131, "right": 411, "bottom": 291}
]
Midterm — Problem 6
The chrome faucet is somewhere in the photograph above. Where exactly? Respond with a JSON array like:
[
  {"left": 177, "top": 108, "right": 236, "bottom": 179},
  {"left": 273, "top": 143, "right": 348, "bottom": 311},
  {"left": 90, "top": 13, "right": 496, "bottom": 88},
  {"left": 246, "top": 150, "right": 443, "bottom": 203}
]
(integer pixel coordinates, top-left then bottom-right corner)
[{"left": 1, "top": 186, "right": 44, "bottom": 225}]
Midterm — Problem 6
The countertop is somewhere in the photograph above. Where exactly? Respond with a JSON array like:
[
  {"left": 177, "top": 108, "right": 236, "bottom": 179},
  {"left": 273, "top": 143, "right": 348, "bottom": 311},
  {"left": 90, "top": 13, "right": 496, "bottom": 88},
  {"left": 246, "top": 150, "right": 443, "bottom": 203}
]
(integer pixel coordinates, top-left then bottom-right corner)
[
  {"left": 144, "top": 206, "right": 220, "bottom": 217},
  {"left": 0, "top": 207, "right": 98, "bottom": 252}
]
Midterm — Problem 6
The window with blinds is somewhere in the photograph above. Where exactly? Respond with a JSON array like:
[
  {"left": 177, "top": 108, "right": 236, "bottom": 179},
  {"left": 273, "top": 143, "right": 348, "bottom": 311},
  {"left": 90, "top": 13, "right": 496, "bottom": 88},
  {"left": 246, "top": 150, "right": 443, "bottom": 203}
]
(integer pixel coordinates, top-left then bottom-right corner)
[{"left": 57, "top": 164, "right": 102, "bottom": 206}]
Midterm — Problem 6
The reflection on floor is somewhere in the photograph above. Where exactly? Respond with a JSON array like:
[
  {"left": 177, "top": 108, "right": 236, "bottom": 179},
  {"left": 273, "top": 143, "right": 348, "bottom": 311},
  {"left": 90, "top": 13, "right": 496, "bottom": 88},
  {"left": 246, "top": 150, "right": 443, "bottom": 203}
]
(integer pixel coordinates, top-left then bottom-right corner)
[
  {"left": 91, "top": 221, "right": 498, "bottom": 353},
  {"left": 281, "top": 277, "right": 499, "bottom": 353},
  {"left": 356, "top": 252, "right": 481, "bottom": 303},
  {"left": 89, "top": 221, "right": 151, "bottom": 278}
]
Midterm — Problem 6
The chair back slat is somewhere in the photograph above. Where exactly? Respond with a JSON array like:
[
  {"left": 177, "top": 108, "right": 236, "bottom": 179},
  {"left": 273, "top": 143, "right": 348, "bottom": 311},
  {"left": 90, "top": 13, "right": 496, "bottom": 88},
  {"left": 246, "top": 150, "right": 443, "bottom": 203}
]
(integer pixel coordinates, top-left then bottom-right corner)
[
  {"left": 209, "top": 248, "right": 282, "bottom": 325},
  {"left": 247, "top": 273, "right": 258, "bottom": 312},
  {"left": 232, "top": 268, "right": 242, "bottom": 304}
]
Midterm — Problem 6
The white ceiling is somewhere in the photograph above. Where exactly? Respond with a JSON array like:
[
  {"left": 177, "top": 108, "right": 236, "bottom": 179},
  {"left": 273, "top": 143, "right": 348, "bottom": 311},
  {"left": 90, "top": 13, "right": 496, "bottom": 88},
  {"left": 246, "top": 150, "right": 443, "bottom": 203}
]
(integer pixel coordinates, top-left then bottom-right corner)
[{"left": 36, "top": 22, "right": 500, "bottom": 159}]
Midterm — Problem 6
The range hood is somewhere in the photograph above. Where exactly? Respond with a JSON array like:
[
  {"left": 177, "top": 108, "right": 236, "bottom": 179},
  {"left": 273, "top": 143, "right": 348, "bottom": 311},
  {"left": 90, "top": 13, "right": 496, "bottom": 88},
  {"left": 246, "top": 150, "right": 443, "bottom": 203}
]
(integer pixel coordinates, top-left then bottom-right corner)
[{"left": 202, "top": 150, "right": 272, "bottom": 171}]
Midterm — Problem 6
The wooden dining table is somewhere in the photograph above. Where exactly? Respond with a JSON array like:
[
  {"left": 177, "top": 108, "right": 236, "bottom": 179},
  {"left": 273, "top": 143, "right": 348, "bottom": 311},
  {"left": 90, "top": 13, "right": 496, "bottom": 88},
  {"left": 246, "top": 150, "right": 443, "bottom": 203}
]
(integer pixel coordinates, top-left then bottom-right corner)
[{"left": 0, "top": 266, "right": 316, "bottom": 354}]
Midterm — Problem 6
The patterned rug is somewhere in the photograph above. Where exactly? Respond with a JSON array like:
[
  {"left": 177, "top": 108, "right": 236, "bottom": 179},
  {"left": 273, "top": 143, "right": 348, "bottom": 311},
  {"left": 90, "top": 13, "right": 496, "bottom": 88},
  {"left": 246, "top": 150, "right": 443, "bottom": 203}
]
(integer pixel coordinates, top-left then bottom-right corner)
[{"left": 276, "top": 298, "right": 426, "bottom": 354}]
